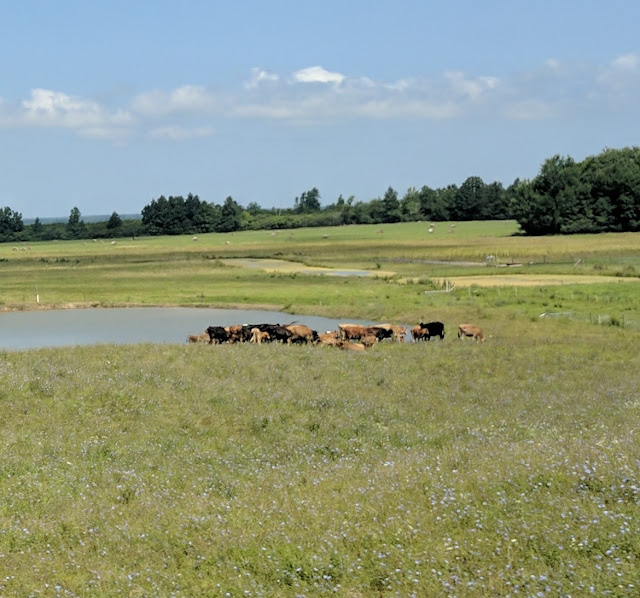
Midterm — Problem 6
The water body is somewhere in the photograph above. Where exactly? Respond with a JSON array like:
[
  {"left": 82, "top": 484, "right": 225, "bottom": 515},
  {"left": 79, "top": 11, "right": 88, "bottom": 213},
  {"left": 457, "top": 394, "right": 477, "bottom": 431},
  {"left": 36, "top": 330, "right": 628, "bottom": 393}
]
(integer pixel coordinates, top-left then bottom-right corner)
[
  {"left": 0, "top": 307, "right": 383, "bottom": 351},
  {"left": 220, "top": 258, "right": 379, "bottom": 277}
]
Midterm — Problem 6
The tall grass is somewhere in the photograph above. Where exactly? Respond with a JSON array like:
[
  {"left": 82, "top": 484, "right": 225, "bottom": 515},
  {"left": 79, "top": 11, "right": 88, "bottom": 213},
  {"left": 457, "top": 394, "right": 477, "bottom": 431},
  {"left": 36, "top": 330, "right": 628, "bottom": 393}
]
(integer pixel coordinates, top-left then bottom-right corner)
[{"left": 1, "top": 322, "right": 638, "bottom": 596}]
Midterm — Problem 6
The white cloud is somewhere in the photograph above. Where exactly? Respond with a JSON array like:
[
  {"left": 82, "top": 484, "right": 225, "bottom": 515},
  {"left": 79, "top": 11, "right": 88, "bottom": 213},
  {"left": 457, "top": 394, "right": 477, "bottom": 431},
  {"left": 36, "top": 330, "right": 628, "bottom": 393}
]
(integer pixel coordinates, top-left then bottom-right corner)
[
  {"left": 244, "top": 68, "right": 279, "bottom": 89},
  {"left": 596, "top": 52, "right": 639, "bottom": 96},
  {"left": 611, "top": 53, "right": 638, "bottom": 70},
  {"left": 21, "top": 89, "right": 127, "bottom": 129},
  {"left": 3, "top": 54, "right": 638, "bottom": 140},
  {"left": 444, "top": 72, "right": 499, "bottom": 101},
  {"left": 292, "top": 66, "right": 345, "bottom": 85},
  {"left": 131, "top": 85, "right": 218, "bottom": 117}
]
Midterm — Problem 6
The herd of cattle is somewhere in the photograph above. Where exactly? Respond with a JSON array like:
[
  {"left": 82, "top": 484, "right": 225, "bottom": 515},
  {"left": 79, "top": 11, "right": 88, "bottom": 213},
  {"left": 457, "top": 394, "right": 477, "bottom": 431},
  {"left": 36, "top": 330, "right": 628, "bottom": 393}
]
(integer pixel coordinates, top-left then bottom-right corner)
[{"left": 187, "top": 321, "right": 485, "bottom": 350}]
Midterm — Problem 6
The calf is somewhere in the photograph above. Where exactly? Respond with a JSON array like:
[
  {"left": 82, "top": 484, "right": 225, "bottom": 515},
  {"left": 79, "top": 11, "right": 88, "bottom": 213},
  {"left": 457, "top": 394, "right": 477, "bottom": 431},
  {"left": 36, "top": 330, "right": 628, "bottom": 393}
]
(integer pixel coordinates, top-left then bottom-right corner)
[
  {"left": 360, "top": 334, "right": 378, "bottom": 348},
  {"left": 250, "top": 327, "right": 270, "bottom": 344},
  {"left": 411, "top": 325, "right": 430, "bottom": 342},
  {"left": 413, "top": 321, "right": 445, "bottom": 341},
  {"left": 458, "top": 323, "right": 485, "bottom": 342},
  {"left": 336, "top": 340, "right": 366, "bottom": 352},
  {"left": 187, "top": 332, "right": 209, "bottom": 343},
  {"left": 316, "top": 331, "right": 340, "bottom": 346}
]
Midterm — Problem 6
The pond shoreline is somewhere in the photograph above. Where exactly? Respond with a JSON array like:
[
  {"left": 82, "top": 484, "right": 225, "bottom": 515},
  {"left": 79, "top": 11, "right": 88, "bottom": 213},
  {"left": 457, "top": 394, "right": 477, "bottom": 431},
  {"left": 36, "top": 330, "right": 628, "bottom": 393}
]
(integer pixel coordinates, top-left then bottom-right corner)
[
  {"left": 0, "top": 305, "right": 402, "bottom": 350},
  {"left": 0, "top": 300, "right": 290, "bottom": 314}
]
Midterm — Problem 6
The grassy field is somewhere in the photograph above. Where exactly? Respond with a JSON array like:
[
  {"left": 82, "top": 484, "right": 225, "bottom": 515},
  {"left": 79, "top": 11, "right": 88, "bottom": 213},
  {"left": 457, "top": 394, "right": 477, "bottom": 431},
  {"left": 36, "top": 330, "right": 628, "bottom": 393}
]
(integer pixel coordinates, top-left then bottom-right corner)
[
  {"left": 1, "top": 221, "right": 640, "bottom": 327},
  {"left": 1, "top": 221, "right": 640, "bottom": 596}
]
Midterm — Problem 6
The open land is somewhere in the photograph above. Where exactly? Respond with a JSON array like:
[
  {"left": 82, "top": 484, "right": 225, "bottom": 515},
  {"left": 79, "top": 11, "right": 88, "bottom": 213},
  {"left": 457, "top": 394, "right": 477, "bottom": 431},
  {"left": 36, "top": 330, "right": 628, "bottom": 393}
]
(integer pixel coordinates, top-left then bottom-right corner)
[{"left": 1, "top": 221, "right": 639, "bottom": 596}]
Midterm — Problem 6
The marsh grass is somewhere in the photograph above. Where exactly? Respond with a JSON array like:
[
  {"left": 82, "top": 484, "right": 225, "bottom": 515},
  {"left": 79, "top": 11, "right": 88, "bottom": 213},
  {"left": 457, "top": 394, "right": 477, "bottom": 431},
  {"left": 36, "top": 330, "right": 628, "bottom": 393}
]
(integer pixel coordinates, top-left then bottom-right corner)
[{"left": 1, "top": 323, "right": 639, "bottom": 596}]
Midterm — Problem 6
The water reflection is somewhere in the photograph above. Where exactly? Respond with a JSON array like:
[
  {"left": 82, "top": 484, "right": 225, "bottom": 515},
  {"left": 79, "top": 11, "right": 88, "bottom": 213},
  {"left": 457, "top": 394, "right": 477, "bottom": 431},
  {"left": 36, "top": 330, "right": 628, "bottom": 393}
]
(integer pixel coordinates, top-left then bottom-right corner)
[{"left": 0, "top": 307, "right": 380, "bottom": 350}]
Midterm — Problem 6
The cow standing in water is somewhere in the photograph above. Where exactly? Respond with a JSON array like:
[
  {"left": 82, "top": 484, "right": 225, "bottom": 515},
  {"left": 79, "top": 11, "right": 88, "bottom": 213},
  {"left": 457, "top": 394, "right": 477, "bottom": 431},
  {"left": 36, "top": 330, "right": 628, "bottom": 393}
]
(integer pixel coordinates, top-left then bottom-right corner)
[{"left": 458, "top": 324, "right": 485, "bottom": 342}]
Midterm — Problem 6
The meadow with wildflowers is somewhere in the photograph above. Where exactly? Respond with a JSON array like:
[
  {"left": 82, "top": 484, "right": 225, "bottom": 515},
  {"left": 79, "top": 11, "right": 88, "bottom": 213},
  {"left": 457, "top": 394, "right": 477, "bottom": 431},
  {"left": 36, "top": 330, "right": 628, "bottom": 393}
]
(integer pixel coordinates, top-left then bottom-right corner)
[
  {"left": 1, "top": 221, "right": 639, "bottom": 595},
  {"left": 1, "top": 325, "right": 639, "bottom": 596}
]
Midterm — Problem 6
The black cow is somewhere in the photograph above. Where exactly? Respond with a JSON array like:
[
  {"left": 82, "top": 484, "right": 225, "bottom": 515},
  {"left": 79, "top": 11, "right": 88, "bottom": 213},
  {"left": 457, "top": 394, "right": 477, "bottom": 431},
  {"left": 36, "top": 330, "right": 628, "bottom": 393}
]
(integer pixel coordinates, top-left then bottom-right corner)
[
  {"left": 246, "top": 323, "right": 294, "bottom": 343},
  {"left": 263, "top": 325, "right": 293, "bottom": 343},
  {"left": 206, "top": 325, "right": 231, "bottom": 344},
  {"left": 418, "top": 321, "right": 445, "bottom": 340}
]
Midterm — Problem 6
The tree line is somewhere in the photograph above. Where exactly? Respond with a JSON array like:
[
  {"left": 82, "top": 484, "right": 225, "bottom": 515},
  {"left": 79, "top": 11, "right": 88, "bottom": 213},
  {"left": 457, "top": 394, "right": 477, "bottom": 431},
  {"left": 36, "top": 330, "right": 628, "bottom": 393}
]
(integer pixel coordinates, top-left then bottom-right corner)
[
  {"left": 512, "top": 147, "right": 640, "bottom": 234},
  {"left": 2, "top": 146, "right": 638, "bottom": 242}
]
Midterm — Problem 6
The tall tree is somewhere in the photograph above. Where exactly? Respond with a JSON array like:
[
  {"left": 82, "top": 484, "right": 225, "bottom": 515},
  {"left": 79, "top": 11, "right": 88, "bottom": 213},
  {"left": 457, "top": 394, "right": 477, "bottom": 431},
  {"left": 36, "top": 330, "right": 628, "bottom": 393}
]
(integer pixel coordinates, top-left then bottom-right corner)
[
  {"left": 106, "top": 211, "right": 122, "bottom": 229},
  {"left": 400, "top": 187, "right": 421, "bottom": 220},
  {"left": 0, "top": 206, "right": 24, "bottom": 240},
  {"left": 217, "top": 196, "right": 243, "bottom": 232},
  {"left": 452, "top": 176, "right": 485, "bottom": 220},
  {"left": 32, "top": 217, "right": 43, "bottom": 235},
  {"left": 66, "top": 206, "right": 86, "bottom": 239},
  {"left": 294, "top": 188, "right": 321, "bottom": 213},
  {"left": 381, "top": 186, "right": 401, "bottom": 223},
  {"left": 418, "top": 185, "right": 450, "bottom": 221}
]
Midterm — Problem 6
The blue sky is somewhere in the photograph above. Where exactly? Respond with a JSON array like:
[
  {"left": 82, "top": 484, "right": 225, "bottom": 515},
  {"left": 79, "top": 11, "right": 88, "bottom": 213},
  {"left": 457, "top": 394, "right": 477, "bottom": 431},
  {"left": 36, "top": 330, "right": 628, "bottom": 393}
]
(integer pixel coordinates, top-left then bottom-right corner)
[{"left": 1, "top": 0, "right": 639, "bottom": 218}]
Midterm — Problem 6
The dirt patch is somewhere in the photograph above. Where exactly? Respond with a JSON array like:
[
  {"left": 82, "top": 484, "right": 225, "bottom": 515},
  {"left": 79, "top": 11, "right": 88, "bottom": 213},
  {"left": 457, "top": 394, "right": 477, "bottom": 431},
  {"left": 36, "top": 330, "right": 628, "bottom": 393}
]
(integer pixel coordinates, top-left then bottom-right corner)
[
  {"left": 438, "top": 274, "right": 638, "bottom": 287},
  {"left": 221, "top": 258, "right": 396, "bottom": 278}
]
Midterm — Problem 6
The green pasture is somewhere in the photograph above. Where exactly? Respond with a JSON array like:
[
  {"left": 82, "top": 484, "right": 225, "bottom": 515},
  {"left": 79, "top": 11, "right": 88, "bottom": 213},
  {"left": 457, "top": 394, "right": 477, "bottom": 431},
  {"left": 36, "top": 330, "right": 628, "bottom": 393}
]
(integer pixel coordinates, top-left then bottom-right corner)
[
  {"left": 1, "top": 221, "right": 639, "bottom": 328},
  {"left": 1, "top": 325, "right": 639, "bottom": 596},
  {"left": 1, "top": 221, "right": 640, "bottom": 595}
]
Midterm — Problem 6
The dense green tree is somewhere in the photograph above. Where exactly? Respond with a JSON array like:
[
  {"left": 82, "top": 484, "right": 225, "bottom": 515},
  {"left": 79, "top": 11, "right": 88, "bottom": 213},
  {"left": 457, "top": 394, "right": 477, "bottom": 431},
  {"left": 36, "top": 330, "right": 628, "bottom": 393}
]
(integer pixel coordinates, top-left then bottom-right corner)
[
  {"left": 511, "top": 148, "right": 640, "bottom": 234},
  {"left": 32, "top": 217, "right": 43, "bottom": 235},
  {"left": 483, "top": 181, "right": 510, "bottom": 220},
  {"left": 294, "top": 188, "right": 322, "bottom": 213},
  {"left": 581, "top": 147, "right": 640, "bottom": 232},
  {"left": 106, "top": 211, "right": 122, "bottom": 229},
  {"left": 380, "top": 187, "right": 401, "bottom": 223},
  {"left": 0, "top": 206, "right": 24, "bottom": 240},
  {"left": 418, "top": 185, "right": 450, "bottom": 221},
  {"left": 217, "top": 196, "right": 243, "bottom": 232},
  {"left": 452, "top": 176, "right": 485, "bottom": 220},
  {"left": 400, "top": 187, "right": 421, "bottom": 221},
  {"left": 66, "top": 206, "right": 87, "bottom": 239}
]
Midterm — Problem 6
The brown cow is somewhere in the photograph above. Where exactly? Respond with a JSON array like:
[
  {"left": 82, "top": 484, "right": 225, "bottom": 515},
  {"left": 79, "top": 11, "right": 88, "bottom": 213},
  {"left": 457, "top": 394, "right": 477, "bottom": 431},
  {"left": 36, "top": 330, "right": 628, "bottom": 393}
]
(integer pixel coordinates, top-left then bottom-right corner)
[
  {"left": 187, "top": 332, "right": 209, "bottom": 343},
  {"left": 360, "top": 334, "right": 378, "bottom": 348},
  {"left": 250, "top": 327, "right": 270, "bottom": 344},
  {"left": 285, "top": 324, "right": 317, "bottom": 344},
  {"left": 225, "top": 324, "right": 244, "bottom": 343},
  {"left": 316, "top": 331, "right": 340, "bottom": 346},
  {"left": 411, "top": 325, "right": 430, "bottom": 342},
  {"left": 338, "top": 323, "right": 389, "bottom": 342},
  {"left": 338, "top": 323, "right": 370, "bottom": 341},
  {"left": 336, "top": 340, "right": 366, "bottom": 352},
  {"left": 458, "top": 324, "right": 486, "bottom": 342}
]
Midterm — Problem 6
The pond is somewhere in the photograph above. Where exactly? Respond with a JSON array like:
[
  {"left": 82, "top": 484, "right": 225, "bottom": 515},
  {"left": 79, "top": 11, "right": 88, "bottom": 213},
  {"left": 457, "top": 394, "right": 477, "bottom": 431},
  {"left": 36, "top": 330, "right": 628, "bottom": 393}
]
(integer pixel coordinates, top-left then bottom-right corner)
[{"left": 0, "top": 307, "right": 385, "bottom": 350}]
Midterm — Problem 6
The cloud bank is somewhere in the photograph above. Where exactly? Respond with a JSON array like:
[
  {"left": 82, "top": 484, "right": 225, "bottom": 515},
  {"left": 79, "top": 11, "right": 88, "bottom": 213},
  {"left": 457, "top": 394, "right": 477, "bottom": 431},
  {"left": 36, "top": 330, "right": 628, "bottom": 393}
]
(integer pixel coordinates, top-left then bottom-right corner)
[{"left": 0, "top": 53, "right": 637, "bottom": 141}]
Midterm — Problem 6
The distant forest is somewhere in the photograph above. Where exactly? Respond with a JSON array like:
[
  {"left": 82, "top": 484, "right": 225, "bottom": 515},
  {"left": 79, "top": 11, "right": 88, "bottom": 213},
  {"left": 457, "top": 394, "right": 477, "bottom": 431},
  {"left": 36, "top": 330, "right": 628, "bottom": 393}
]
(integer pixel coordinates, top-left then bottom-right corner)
[{"left": 2, "top": 147, "right": 639, "bottom": 243}]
